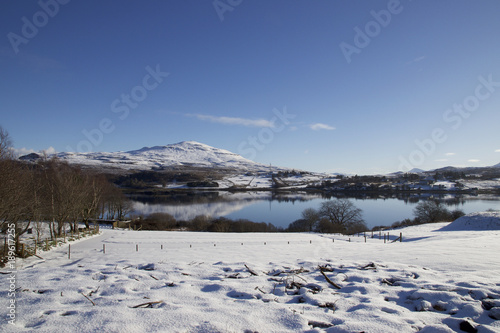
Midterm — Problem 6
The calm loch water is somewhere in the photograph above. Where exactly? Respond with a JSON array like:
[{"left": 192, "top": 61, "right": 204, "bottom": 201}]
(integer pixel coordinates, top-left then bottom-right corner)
[{"left": 131, "top": 192, "right": 500, "bottom": 229}]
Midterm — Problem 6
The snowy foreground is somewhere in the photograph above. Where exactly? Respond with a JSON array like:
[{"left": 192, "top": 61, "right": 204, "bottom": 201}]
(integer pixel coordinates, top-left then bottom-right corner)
[{"left": 2, "top": 213, "right": 500, "bottom": 333}]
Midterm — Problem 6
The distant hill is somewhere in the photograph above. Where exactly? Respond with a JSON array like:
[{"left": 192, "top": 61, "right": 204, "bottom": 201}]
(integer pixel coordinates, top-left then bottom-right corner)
[{"left": 26, "top": 141, "right": 277, "bottom": 172}]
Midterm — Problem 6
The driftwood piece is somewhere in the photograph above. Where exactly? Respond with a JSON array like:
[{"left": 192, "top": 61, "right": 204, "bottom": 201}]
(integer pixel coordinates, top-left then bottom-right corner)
[
  {"left": 318, "top": 266, "right": 341, "bottom": 289},
  {"left": 245, "top": 264, "right": 259, "bottom": 276},
  {"left": 130, "top": 300, "right": 164, "bottom": 308}
]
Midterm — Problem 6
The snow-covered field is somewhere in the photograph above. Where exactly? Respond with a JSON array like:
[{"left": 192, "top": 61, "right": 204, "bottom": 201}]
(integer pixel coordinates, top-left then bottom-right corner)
[{"left": 2, "top": 213, "right": 500, "bottom": 332}]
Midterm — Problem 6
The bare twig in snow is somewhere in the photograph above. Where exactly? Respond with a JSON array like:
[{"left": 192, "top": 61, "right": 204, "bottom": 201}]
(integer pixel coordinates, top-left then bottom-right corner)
[
  {"left": 318, "top": 266, "right": 341, "bottom": 289},
  {"left": 245, "top": 264, "right": 259, "bottom": 276},
  {"left": 81, "top": 292, "right": 96, "bottom": 306},
  {"left": 130, "top": 300, "right": 164, "bottom": 308}
]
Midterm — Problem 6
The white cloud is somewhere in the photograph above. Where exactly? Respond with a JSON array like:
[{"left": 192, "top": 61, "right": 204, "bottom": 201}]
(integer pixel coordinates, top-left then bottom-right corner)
[
  {"left": 309, "top": 123, "right": 335, "bottom": 131},
  {"left": 13, "top": 146, "right": 57, "bottom": 157},
  {"left": 468, "top": 159, "right": 480, "bottom": 163},
  {"left": 405, "top": 55, "right": 426, "bottom": 65},
  {"left": 445, "top": 152, "right": 456, "bottom": 156},
  {"left": 191, "top": 114, "right": 274, "bottom": 128},
  {"left": 13, "top": 147, "right": 36, "bottom": 157},
  {"left": 435, "top": 159, "right": 448, "bottom": 162},
  {"left": 495, "top": 149, "right": 500, "bottom": 153},
  {"left": 42, "top": 146, "right": 57, "bottom": 155}
]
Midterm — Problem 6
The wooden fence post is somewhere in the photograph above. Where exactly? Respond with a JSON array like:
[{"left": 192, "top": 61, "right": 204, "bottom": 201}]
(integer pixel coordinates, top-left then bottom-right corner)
[
  {"left": 68, "top": 244, "right": 71, "bottom": 259},
  {"left": 103, "top": 244, "right": 106, "bottom": 254},
  {"left": 400, "top": 232, "right": 403, "bottom": 242}
]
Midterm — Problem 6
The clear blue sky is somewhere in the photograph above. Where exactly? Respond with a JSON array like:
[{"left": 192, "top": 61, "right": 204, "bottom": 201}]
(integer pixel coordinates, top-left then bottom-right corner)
[{"left": 1, "top": 0, "right": 500, "bottom": 174}]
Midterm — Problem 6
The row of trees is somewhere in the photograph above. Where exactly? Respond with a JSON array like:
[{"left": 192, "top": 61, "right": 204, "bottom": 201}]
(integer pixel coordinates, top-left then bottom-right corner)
[
  {"left": 288, "top": 198, "right": 466, "bottom": 234},
  {"left": 390, "top": 200, "right": 464, "bottom": 229},
  {"left": 0, "top": 128, "right": 130, "bottom": 254},
  {"left": 130, "top": 213, "right": 280, "bottom": 232}
]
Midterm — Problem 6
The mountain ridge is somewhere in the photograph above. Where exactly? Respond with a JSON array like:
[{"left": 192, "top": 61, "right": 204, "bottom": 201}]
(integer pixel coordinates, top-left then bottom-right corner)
[{"left": 42, "top": 141, "right": 277, "bottom": 172}]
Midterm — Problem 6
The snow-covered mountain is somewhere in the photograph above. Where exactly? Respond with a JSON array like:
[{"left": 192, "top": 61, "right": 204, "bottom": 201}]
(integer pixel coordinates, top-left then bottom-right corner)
[{"left": 52, "top": 141, "right": 273, "bottom": 172}]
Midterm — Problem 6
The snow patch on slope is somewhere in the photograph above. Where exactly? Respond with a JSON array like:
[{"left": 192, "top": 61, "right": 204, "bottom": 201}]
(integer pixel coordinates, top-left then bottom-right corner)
[{"left": 439, "top": 211, "right": 500, "bottom": 231}]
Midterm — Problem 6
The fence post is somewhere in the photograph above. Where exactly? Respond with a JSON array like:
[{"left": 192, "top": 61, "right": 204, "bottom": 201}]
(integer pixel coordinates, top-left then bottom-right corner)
[
  {"left": 103, "top": 244, "right": 106, "bottom": 254},
  {"left": 136, "top": 244, "right": 139, "bottom": 252},
  {"left": 68, "top": 244, "right": 71, "bottom": 259},
  {"left": 400, "top": 232, "right": 403, "bottom": 243}
]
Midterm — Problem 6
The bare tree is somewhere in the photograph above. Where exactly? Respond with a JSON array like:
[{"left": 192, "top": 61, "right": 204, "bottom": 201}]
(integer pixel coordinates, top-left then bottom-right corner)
[
  {"left": 0, "top": 126, "right": 13, "bottom": 160},
  {"left": 301, "top": 208, "right": 320, "bottom": 232},
  {"left": 413, "top": 200, "right": 450, "bottom": 223},
  {"left": 318, "top": 199, "right": 366, "bottom": 234}
]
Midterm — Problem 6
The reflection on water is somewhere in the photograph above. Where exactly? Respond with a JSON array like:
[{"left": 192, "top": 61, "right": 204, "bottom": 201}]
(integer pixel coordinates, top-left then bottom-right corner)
[{"left": 130, "top": 191, "right": 500, "bottom": 229}]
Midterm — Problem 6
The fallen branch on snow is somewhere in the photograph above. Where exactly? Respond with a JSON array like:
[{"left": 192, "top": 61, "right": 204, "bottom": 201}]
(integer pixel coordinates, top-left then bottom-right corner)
[
  {"left": 244, "top": 264, "right": 259, "bottom": 276},
  {"left": 130, "top": 300, "right": 164, "bottom": 308},
  {"left": 81, "top": 292, "right": 96, "bottom": 306},
  {"left": 318, "top": 266, "right": 341, "bottom": 289}
]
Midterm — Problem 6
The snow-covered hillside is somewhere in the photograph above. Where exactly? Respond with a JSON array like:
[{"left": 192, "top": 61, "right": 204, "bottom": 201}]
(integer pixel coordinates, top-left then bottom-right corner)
[{"left": 53, "top": 141, "right": 272, "bottom": 172}]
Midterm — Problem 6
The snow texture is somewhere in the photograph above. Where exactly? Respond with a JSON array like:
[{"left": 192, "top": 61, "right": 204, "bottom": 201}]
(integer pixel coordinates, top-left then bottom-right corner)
[{"left": 2, "top": 213, "right": 500, "bottom": 332}]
